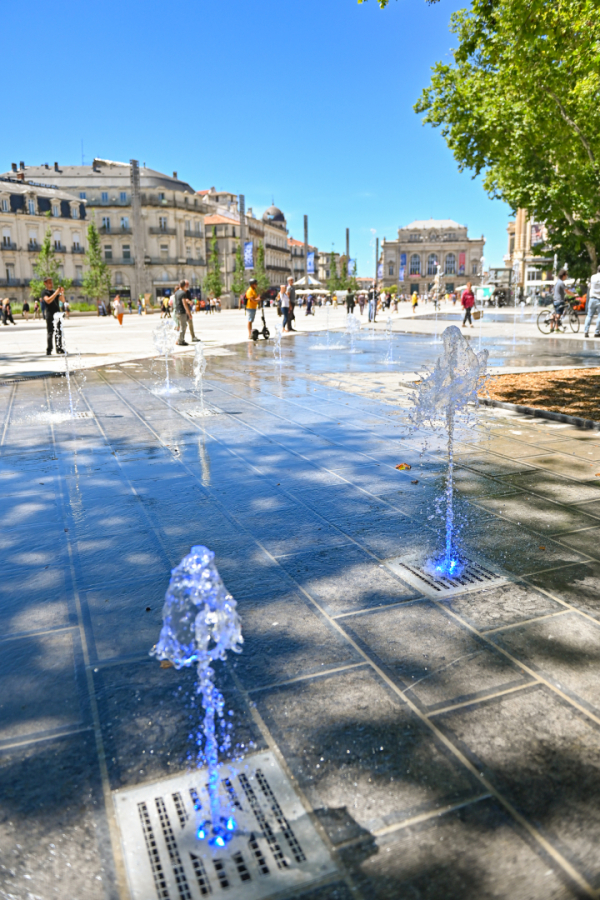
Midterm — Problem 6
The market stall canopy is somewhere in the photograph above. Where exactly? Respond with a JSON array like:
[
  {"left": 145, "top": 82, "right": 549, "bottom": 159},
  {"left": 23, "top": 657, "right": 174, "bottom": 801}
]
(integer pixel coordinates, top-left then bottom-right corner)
[
  {"left": 295, "top": 289, "right": 330, "bottom": 295},
  {"left": 293, "top": 275, "right": 323, "bottom": 288}
]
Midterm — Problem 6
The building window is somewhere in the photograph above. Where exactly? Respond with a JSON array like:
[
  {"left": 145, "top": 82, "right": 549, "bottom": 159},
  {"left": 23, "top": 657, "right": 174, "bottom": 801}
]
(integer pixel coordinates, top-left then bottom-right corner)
[
  {"left": 472, "top": 261, "right": 479, "bottom": 275},
  {"left": 52, "top": 204, "right": 59, "bottom": 217},
  {"left": 160, "top": 244, "right": 168, "bottom": 257},
  {"left": 2, "top": 228, "right": 11, "bottom": 247},
  {"left": 102, "top": 216, "right": 111, "bottom": 232},
  {"left": 120, "top": 192, "right": 127, "bottom": 203},
  {"left": 409, "top": 254, "right": 421, "bottom": 275},
  {"left": 409, "top": 233, "right": 420, "bottom": 242},
  {"left": 115, "top": 272, "right": 123, "bottom": 285},
  {"left": 195, "top": 221, "right": 201, "bottom": 233},
  {"left": 73, "top": 233, "right": 81, "bottom": 249},
  {"left": 388, "top": 262, "right": 394, "bottom": 277},
  {"left": 159, "top": 216, "right": 168, "bottom": 231},
  {"left": 29, "top": 230, "right": 37, "bottom": 247},
  {"left": 410, "top": 283, "right": 420, "bottom": 294},
  {"left": 53, "top": 231, "right": 62, "bottom": 250},
  {"left": 122, "top": 244, "right": 131, "bottom": 260},
  {"left": 121, "top": 216, "right": 129, "bottom": 230},
  {"left": 158, "top": 192, "right": 165, "bottom": 202},
  {"left": 427, "top": 253, "right": 438, "bottom": 275},
  {"left": 104, "top": 245, "right": 113, "bottom": 260},
  {"left": 446, "top": 282, "right": 455, "bottom": 293},
  {"left": 80, "top": 192, "right": 86, "bottom": 200},
  {"left": 527, "top": 268, "right": 542, "bottom": 282},
  {"left": 1, "top": 199, "right": 9, "bottom": 212},
  {"left": 72, "top": 206, "right": 79, "bottom": 219},
  {"left": 186, "top": 246, "right": 191, "bottom": 258},
  {"left": 28, "top": 198, "right": 36, "bottom": 214},
  {"left": 6, "top": 264, "right": 15, "bottom": 281},
  {"left": 445, "top": 253, "right": 456, "bottom": 275},
  {"left": 509, "top": 236, "right": 515, "bottom": 254},
  {"left": 101, "top": 192, "right": 109, "bottom": 203},
  {"left": 75, "top": 265, "right": 83, "bottom": 281}
]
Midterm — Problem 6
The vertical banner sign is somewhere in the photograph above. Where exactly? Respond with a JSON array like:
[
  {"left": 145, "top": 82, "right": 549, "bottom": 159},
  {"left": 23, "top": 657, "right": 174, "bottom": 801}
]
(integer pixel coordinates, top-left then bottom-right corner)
[
  {"left": 307, "top": 251, "right": 315, "bottom": 274},
  {"left": 377, "top": 263, "right": 383, "bottom": 279},
  {"left": 347, "top": 258, "right": 354, "bottom": 276},
  {"left": 244, "top": 241, "right": 254, "bottom": 270},
  {"left": 400, "top": 252, "right": 406, "bottom": 268},
  {"left": 458, "top": 252, "right": 466, "bottom": 275},
  {"left": 398, "top": 266, "right": 405, "bottom": 282}
]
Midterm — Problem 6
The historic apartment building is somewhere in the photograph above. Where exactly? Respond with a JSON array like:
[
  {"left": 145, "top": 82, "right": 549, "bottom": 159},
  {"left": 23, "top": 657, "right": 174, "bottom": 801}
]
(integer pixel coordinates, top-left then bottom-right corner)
[
  {"left": 381, "top": 218, "right": 485, "bottom": 294},
  {"left": 0, "top": 171, "right": 87, "bottom": 305},
  {"left": 504, "top": 209, "right": 553, "bottom": 299},
  {"left": 0, "top": 159, "right": 208, "bottom": 303}
]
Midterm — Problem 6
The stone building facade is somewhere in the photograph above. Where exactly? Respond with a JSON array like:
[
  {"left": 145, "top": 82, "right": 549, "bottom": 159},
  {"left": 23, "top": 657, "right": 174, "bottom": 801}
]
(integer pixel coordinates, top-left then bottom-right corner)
[
  {"left": 504, "top": 210, "right": 553, "bottom": 298},
  {"left": 0, "top": 159, "right": 208, "bottom": 303},
  {"left": 0, "top": 171, "right": 87, "bottom": 305},
  {"left": 381, "top": 218, "right": 485, "bottom": 295}
]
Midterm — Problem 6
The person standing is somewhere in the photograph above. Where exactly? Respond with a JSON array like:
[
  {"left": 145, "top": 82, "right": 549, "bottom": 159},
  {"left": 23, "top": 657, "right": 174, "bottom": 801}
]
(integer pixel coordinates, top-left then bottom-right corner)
[
  {"left": 244, "top": 278, "right": 260, "bottom": 339},
  {"left": 368, "top": 284, "right": 377, "bottom": 322},
  {"left": 22, "top": 300, "right": 30, "bottom": 321},
  {"left": 137, "top": 296, "right": 143, "bottom": 315},
  {"left": 286, "top": 276, "right": 296, "bottom": 331},
  {"left": 411, "top": 291, "right": 419, "bottom": 314},
  {"left": 346, "top": 289, "right": 355, "bottom": 314},
  {"left": 114, "top": 294, "right": 125, "bottom": 326},
  {"left": 40, "top": 278, "right": 64, "bottom": 354},
  {"left": 584, "top": 265, "right": 600, "bottom": 338},
  {"left": 551, "top": 269, "right": 568, "bottom": 332},
  {"left": 461, "top": 281, "right": 476, "bottom": 327},
  {"left": 33, "top": 299, "right": 41, "bottom": 319},
  {"left": 182, "top": 280, "right": 199, "bottom": 342},
  {"left": 173, "top": 280, "right": 189, "bottom": 345},
  {"left": 279, "top": 282, "right": 291, "bottom": 331},
  {"left": 127, "top": 297, "right": 133, "bottom": 314}
]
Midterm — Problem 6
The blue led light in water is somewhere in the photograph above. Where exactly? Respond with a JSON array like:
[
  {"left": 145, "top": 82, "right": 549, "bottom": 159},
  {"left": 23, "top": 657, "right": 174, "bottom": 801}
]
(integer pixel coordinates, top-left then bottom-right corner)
[
  {"left": 226, "top": 818, "right": 236, "bottom": 831},
  {"left": 197, "top": 828, "right": 206, "bottom": 840},
  {"left": 215, "top": 837, "right": 225, "bottom": 847}
]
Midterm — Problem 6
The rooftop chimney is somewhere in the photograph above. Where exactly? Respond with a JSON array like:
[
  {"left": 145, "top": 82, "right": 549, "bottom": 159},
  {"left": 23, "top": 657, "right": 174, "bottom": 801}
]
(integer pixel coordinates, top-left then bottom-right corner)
[
  {"left": 11, "top": 163, "right": 17, "bottom": 172},
  {"left": 19, "top": 161, "right": 24, "bottom": 170},
  {"left": 16, "top": 171, "right": 25, "bottom": 182},
  {"left": 54, "top": 162, "right": 59, "bottom": 171},
  {"left": 44, "top": 163, "right": 49, "bottom": 169},
  {"left": 173, "top": 171, "right": 177, "bottom": 179}
]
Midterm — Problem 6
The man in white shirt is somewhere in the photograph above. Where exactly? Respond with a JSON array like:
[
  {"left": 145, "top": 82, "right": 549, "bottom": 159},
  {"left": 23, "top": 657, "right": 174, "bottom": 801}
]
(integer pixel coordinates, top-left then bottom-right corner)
[{"left": 584, "top": 265, "right": 600, "bottom": 338}]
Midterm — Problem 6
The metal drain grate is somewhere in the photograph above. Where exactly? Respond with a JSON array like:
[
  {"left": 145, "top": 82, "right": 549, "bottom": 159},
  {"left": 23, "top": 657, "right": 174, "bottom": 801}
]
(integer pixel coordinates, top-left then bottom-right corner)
[
  {"left": 113, "top": 751, "right": 336, "bottom": 900},
  {"left": 186, "top": 407, "right": 222, "bottom": 419},
  {"left": 385, "top": 555, "right": 508, "bottom": 600}
]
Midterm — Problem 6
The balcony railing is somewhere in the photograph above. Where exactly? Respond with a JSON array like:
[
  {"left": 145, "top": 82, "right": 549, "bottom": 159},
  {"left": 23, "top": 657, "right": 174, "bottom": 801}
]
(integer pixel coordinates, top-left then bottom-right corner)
[
  {"left": 53, "top": 244, "right": 67, "bottom": 253},
  {"left": 185, "top": 258, "right": 206, "bottom": 267},
  {"left": 0, "top": 277, "right": 24, "bottom": 286},
  {"left": 184, "top": 229, "right": 203, "bottom": 238},
  {"left": 105, "top": 257, "right": 135, "bottom": 265},
  {"left": 147, "top": 257, "right": 179, "bottom": 265},
  {"left": 27, "top": 242, "right": 39, "bottom": 252},
  {"left": 100, "top": 225, "right": 133, "bottom": 235},
  {"left": 72, "top": 245, "right": 85, "bottom": 254},
  {"left": 149, "top": 226, "right": 176, "bottom": 235},
  {"left": 1, "top": 241, "right": 17, "bottom": 251}
]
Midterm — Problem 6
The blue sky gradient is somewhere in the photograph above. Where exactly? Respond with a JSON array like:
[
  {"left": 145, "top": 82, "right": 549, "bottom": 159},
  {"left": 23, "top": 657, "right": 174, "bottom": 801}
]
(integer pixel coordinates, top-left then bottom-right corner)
[{"left": 2, "top": 0, "right": 511, "bottom": 274}]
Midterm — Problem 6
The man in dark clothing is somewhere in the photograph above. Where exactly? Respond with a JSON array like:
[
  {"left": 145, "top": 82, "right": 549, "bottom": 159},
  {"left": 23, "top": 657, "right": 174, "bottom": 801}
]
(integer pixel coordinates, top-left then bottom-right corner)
[
  {"left": 286, "top": 276, "right": 296, "bottom": 331},
  {"left": 173, "top": 280, "right": 189, "bottom": 345},
  {"left": 41, "top": 278, "right": 64, "bottom": 355},
  {"left": 182, "top": 280, "right": 199, "bottom": 342},
  {"left": 346, "top": 291, "right": 356, "bottom": 314},
  {"left": 551, "top": 269, "right": 568, "bottom": 332}
]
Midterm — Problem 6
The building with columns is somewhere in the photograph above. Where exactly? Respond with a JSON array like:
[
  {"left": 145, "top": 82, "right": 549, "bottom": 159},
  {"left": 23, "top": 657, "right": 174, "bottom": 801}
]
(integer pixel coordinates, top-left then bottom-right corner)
[
  {"left": 504, "top": 209, "right": 553, "bottom": 299},
  {"left": 381, "top": 218, "right": 485, "bottom": 295}
]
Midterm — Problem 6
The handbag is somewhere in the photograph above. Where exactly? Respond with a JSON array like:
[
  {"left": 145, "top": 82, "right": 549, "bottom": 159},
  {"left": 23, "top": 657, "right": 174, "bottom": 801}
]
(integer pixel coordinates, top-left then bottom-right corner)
[{"left": 473, "top": 309, "right": 482, "bottom": 320}]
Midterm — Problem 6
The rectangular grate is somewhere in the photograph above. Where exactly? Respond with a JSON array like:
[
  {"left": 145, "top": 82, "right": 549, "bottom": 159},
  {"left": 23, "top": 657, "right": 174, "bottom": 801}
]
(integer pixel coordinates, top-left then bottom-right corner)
[
  {"left": 385, "top": 554, "right": 508, "bottom": 600},
  {"left": 113, "top": 751, "right": 336, "bottom": 900},
  {"left": 186, "top": 407, "right": 222, "bottom": 419}
]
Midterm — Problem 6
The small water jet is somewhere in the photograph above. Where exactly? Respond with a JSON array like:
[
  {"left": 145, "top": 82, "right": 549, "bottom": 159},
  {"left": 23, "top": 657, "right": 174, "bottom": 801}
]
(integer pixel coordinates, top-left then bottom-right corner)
[
  {"left": 345, "top": 312, "right": 362, "bottom": 353},
  {"left": 409, "top": 325, "right": 488, "bottom": 574},
  {"left": 153, "top": 319, "right": 179, "bottom": 393},
  {"left": 152, "top": 545, "right": 243, "bottom": 847},
  {"left": 382, "top": 316, "right": 395, "bottom": 364},
  {"left": 273, "top": 322, "right": 283, "bottom": 365},
  {"left": 310, "top": 306, "right": 344, "bottom": 350}
]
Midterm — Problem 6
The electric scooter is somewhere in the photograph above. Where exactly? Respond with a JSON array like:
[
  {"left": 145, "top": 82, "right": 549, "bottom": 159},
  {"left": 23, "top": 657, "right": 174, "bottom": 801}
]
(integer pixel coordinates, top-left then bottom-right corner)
[{"left": 251, "top": 304, "right": 271, "bottom": 341}]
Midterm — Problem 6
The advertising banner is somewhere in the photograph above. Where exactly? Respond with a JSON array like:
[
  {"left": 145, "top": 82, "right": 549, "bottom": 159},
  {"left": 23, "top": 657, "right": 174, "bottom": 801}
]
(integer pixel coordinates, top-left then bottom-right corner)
[
  {"left": 398, "top": 266, "right": 405, "bottom": 282},
  {"left": 400, "top": 252, "right": 406, "bottom": 267},
  {"left": 307, "top": 251, "right": 315, "bottom": 274},
  {"left": 377, "top": 263, "right": 383, "bottom": 279},
  {"left": 458, "top": 252, "right": 466, "bottom": 275},
  {"left": 347, "top": 258, "right": 354, "bottom": 276},
  {"left": 243, "top": 241, "right": 254, "bottom": 270}
]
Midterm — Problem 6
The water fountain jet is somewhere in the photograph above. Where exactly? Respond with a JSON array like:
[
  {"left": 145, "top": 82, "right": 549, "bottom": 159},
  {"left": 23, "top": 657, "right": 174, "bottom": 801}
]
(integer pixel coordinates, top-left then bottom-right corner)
[{"left": 153, "top": 319, "right": 179, "bottom": 393}]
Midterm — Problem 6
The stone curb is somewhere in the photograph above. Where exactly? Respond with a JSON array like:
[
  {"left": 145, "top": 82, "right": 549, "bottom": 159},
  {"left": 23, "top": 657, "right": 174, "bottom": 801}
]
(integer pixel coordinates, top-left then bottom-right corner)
[{"left": 479, "top": 397, "right": 600, "bottom": 431}]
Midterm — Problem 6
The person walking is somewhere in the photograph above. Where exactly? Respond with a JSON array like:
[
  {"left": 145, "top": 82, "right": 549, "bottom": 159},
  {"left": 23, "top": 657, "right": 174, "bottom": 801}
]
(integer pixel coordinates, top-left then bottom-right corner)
[
  {"left": 137, "top": 296, "right": 143, "bottom": 315},
  {"left": 278, "top": 282, "right": 291, "bottom": 331},
  {"left": 346, "top": 289, "right": 356, "bottom": 315},
  {"left": 286, "top": 276, "right": 296, "bottom": 331},
  {"left": 114, "top": 294, "right": 125, "bottom": 326},
  {"left": 22, "top": 300, "right": 30, "bottom": 321},
  {"left": 2, "top": 299, "right": 16, "bottom": 325},
  {"left": 461, "top": 281, "right": 476, "bottom": 327},
  {"left": 584, "top": 265, "right": 600, "bottom": 337},
  {"left": 182, "top": 281, "right": 199, "bottom": 342},
  {"left": 551, "top": 269, "right": 568, "bottom": 332},
  {"left": 173, "top": 280, "right": 190, "bottom": 346},
  {"left": 244, "top": 278, "right": 260, "bottom": 339},
  {"left": 127, "top": 297, "right": 133, "bottom": 314},
  {"left": 33, "top": 299, "right": 41, "bottom": 319},
  {"left": 368, "top": 284, "right": 377, "bottom": 322},
  {"left": 411, "top": 291, "right": 419, "bottom": 314},
  {"left": 40, "top": 278, "right": 64, "bottom": 354}
]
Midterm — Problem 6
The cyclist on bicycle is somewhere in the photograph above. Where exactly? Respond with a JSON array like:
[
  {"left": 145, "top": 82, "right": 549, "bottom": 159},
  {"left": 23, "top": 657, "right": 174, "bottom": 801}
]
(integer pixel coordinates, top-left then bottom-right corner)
[{"left": 551, "top": 269, "right": 568, "bottom": 332}]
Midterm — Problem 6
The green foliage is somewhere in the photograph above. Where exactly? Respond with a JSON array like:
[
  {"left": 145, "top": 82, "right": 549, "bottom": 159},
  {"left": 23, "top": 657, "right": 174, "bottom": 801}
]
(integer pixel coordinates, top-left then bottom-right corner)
[
  {"left": 254, "top": 242, "right": 270, "bottom": 295},
  {"left": 81, "top": 222, "right": 111, "bottom": 303},
  {"left": 338, "top": 255, "right": 350, "bottom": 291},
  {"left": 232, "top": 243, "right": 246, "bottom": 297},
  {"left": 204, "top": 230, "right": 223, "bottom": 298},
  {"left": 327, "top": 252, "right": 341, "bottom": 292},
  {"left": 415, "top": 0, "right": 600, "bottom": 274},
  {"left": 348, "top": 260, "right": 360, "bottom": 293},
  {"left": 30, "top": 227, "right": 73, "bottom": 298}
]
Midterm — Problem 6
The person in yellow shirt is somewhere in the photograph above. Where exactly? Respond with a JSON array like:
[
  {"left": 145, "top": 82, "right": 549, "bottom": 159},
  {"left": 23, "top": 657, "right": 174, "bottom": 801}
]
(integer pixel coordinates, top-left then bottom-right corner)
[{"left": 244, "top": 278, "right": 260, "bottom": 339}]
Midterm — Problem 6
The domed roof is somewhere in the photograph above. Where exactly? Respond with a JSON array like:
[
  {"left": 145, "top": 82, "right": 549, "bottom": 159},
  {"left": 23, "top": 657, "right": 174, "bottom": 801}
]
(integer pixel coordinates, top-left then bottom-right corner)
[{"left": 263, "top": 205, "right": 286, "bottom": 224}]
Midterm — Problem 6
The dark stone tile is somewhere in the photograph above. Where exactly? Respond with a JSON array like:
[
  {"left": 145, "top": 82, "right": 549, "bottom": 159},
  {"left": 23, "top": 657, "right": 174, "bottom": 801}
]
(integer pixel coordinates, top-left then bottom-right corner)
[
  {"left": 438, "top": 685, "right": 600, "bottom": 886},
  {"left": 71, "top": 529, "right": 170, "bottom": 590},
  {"left": 454, "top": 453, "right": 537, "bottom": 477},
  {"left": 526, "top": 562, "right": 600, "bottom": 622},
  {"left": 342, "top": 602, "right": 529, "bottom": 709},
  {"left": 496, "top": 471, "right": 600, "bottom": 505},
  {"left": 84, "top": 576, "right": 169, "bottom": 663},
  {"left": 0, "top": 631, "right": 83, "bottom": 742},
  {"left": 559, "top": 526, "right": 600, "bottom": 562},
  {"left": 340, "top": 796, "right": 580, "bottom": 900},
  {"left": 467, "top": 519, "right": 585, "bottom": 575},
  {"left": 276, "top": 544, "right": 420, "bottom": 616},
  {"left": 255, "top": 667, "right": 479, "bottom": 840},
  {"left": 0, "top": 567, "right": 71, "bottom": 638},
  {"left": 0, "top": 733, "right": 106, "bottom": 900},
  {"left": 447, "top": 582, "right": 564, "bottom": 633},
  {"left": 475, "top": 494, "right": 600, "bottom": 535}
]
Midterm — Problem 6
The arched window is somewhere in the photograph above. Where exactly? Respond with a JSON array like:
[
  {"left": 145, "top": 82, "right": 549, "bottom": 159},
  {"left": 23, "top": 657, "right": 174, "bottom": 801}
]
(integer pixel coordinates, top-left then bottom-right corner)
[
  {"left": 388, "top": 262, "right": 394, "bottom": 276},
  {"left": 427, "top": 253, "right": 438, "bottom": 275},
  {"left": 445, "top": 253, "right": 456, "bottom": 275},
  {"left": 409, "top": 254, "right": 421, "bottom": 275}
]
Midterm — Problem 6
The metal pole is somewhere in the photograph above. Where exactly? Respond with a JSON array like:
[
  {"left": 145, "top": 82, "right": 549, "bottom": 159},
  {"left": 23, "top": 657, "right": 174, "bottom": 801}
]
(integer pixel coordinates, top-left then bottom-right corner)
[
  {"left": 375, "top": 237, "right": 379, "bottom": 284},
  {"left": 130, "top": 159, "right": 145, "bottom": 304},
  {"left": 346, "top": 228, "right": 350, "bottom": 275},
  {"left": 304, "top": 215, "right": 308, "bottom": 286}
]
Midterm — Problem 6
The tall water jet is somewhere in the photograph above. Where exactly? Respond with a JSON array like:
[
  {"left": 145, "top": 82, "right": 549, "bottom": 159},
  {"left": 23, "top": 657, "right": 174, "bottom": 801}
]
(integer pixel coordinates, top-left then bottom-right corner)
[
  {"left": 383, "top": 315, "right": 394, "bottom": 364},
  {"left": 409, "top": 326, "right": 488, "bottom": 572},
  {"left": 152, "top": 545, "right": 243, "bottom": 847},
  {"left": 153, "top": 319, "right": 178, "bottom": 393},
  {"left": 57, "top": 313, "right": 75, "bottom": 417},
  {"left": 345, "top": 312, "right": 362, "bottom": 354},
  {"left": 193, "top": 340, "right": 207, "bottom": 413},
  {"left": 273, "top": 322, "right": 283, "bottom": 365}
]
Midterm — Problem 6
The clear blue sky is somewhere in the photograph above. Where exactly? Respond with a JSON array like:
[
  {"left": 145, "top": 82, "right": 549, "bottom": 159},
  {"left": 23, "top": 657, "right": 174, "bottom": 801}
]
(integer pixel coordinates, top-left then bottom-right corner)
[{"left": 2, "top": 0, "right": 511, "bottom": 275}]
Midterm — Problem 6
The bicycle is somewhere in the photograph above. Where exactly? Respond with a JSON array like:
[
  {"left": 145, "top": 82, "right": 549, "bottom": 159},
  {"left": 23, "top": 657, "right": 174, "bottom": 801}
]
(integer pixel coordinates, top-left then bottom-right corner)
[{"left": 537, "top": 304, "right": 580, "bottom": 334}]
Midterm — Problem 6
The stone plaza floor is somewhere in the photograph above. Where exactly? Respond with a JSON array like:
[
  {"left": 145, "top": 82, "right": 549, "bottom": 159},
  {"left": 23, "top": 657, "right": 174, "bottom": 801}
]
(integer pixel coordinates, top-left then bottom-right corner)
[{"left": 1, "top": 327, "right": 600, "bottom": 900}]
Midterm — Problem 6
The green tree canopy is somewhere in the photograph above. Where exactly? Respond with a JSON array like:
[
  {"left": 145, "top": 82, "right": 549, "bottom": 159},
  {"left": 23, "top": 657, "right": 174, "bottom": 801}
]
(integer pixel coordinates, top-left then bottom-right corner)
[
  {"left": 254, "top": 242, "right": 270, "bottom": 296},
  {"left": 232, "top": 243, "right": 246, "bottom": 298},
  {"left": 81, "top": 222, "right": 111, "bottom": 304},
  {"left": 348, "top": 260, "right": 360, "bottom": 293},
  {"left": 327, "top": 252, "right": 341, "bottom": 292},
  {"left": 204, "top": 230, "right": 223, "bottom": 298},
  {"left": 415, "top": 0, "right": 600, "bottom": 274},
  {"left": 30, "top": 226, "right": 73, "bottom": 298}
]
